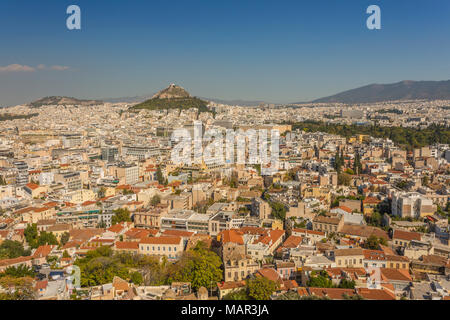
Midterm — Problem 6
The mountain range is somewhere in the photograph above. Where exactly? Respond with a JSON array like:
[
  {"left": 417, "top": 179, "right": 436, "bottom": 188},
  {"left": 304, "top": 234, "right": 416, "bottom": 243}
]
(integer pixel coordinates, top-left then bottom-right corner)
[
  {"left": 308, "top": 80, "right": 450, "bottom": 104},
  {"left": 25, "top": 79, "right": 450, "bottom": 108},
  {"left": 28, "top": 96, "right": 103, "bottom": 108}
]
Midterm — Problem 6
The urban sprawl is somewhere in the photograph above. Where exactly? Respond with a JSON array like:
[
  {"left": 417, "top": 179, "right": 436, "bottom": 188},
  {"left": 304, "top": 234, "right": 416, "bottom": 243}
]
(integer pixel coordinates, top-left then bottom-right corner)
[{"left": 0, "top": 94, "right": 450, "bottom": 301}]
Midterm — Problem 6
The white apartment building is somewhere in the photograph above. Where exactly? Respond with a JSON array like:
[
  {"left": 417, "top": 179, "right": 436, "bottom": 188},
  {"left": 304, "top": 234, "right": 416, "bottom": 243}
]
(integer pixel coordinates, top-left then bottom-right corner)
[{"left": 391, "top": 192, "right": 436, "bottom": 218}]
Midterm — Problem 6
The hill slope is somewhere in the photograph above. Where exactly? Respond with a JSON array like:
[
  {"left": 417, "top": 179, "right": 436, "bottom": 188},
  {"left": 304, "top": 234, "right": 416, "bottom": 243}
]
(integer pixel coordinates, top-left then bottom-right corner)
[
  {"left": 310, "top": 80, "right": 450, "bottom": 104},
  {"left": 130, "top": 84, "right": 211, "bottom": 112},
  {"left": 29, "top": 96, "right": 103, "bottom": 107}
]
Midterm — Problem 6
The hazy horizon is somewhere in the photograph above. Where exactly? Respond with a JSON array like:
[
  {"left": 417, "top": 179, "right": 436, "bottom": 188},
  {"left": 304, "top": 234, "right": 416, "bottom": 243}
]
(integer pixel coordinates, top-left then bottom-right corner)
[{"left": 1, "top": 0, "right": 450, "bottom": 106}]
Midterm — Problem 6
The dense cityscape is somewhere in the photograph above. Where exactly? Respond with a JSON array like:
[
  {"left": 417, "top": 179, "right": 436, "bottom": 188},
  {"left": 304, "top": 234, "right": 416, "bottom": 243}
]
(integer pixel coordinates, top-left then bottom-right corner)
[{"left": 0, "top": 84, "right": 449, "bottom": 300}]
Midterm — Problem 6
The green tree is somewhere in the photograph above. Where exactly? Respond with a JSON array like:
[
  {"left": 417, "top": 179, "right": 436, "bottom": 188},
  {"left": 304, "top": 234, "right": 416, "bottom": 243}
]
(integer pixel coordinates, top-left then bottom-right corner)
[
  {"left": 24, "top": 224, "right": 39, "bottom": 249},
  {"left": 151, "top": 195, "right": 161, "bottom": 206},
  {"left": 338, "top": 173, "right": 352, "bottom": 186},
  {"left": 60, "top": 232, "right": 70, "bottom": 246},
  {"left": 37, "top": 232, "right": 58, "bottom": 246},
  {"left": 307, "top": 270, "right": 334, "bottom": 288},
  {"left": 156, "top": 166, "right": 165, "bottom": 185},
  {"left": 74, "top": 246, "right": 129, "bottom": 287},
  {"left": 130, "top": 271, "right": 143, "bottom": 285},
  {"left": 0, "top": 240, "right": 30, "bottom": 259},
  {"left": 247, "top": 277, "right": 279, "bottom": 300},
  {"left": 270, "top": 201, "right": 287, "bottom": 221},
  {"left": 167, "top": 242, "right": 223, "bottom": 290},
  {"left": 223, "top": 289, "right": 250, "bottom": 300},
  {"left": 338, "top": 279, "right": 356, "bottom": 289},
  {"left": 364, "top": 235, "right": 387, "bottom": 250},
  {"left": 353, "top": 153, "right": 362, "bottom": 175},
  {"left": 111, "top": 208, "right": 131, "bottom": 225},
  {"left": 334, "top": 151, "right": 342, "bottom": 173},
  {"left": 0, "top": 265, "right": 35, "bottom": 278}
]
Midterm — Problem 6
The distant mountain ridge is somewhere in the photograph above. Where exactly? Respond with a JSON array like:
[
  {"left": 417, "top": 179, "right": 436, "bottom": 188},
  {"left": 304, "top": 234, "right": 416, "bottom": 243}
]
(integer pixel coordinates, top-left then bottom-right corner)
[
  {"left": 308, "top": 80, "right": 450, "bottom": 104},
  {"left": 29, "top": 96, "right": 103, "bottom": 107}
]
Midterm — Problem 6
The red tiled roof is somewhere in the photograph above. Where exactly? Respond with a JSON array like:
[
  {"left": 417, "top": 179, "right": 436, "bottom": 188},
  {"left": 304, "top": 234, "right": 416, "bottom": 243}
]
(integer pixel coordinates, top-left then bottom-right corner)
[
  {"left": 25, "top": 183, "right": 39, "bottom": 190},
  {"left": 308, "top": 287, "right": 356, "bottom": 300},
  {"left": 220, "top": 229, "right": 244, "bottom": 245},
  {"left": 162, "top": 229, "right": 194, "bottom": 238},
  {"left": 115, "top": 241, "right": 139, "bottom": 250},
  {"left": 357, "top": 288, "right": 396, "bottom": 300},
  {"left": 139, "top": 236, "right": 182, "bottom": 245},
  {"left": 393, "top": 229, "right": 421, "bottom": 242},
  {"left": 32, "top": 245, "right": 56, "bottom": 258}
]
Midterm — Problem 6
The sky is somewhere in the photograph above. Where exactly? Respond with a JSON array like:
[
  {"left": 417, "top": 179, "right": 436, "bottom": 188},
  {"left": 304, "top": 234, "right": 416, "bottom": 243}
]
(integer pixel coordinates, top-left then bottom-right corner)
[{"left": 0, "top": 0, "right": 450, "bottom": 106}]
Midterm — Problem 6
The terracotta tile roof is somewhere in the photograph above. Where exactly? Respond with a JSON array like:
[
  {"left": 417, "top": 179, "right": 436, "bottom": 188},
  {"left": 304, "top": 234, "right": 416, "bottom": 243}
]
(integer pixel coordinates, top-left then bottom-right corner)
[
  {"left": 32, "top": 245, "right": 56, "bottom": 258},
  {"left": 393, "top": 229, "right": 421, "bottom": 242},
  {"left": 220, "top": 229, "right": 244, "bottom": 245},
  {"left": 357, "top": 288, "right": 396, "bottom": 300},
  {"left": 124, "top": 228, "right": 153, "bottom": 239},
  {"left": 380, "top": 268, "right": 412, "bottom": 282},
  {"left": 0, "top": 256, "right": 32, "bottom": 267},
  {"left": 283, "top": 280, "right": 299, "bottom": 290},
  {"left": 313, "top": 215, "right": 342, "bottom": 225},
  {"left": 162, "top": 229, "right": 194, "bottom": 238},
  {"left": 363, "top": 197, "right": 381, "bottom": 204},
  {"left": 25, "top": 183, "right": 39, "bottom": 190},
  {"left": 420, "top": 255, "right": 448, "bottom": 266},
  {"left": 107, "top": 223, "right": 126, "bottom": 234},
  {"left": 70, "top": 228, "right": 104, "bottom": 242},
  {"left": 113, "top": 276, "right": 130, "bottom": 292},
  {"left": 333, "top": 206, "right": 353, "bottom": 214},
  {"left": 81, "top": 201, "right": 97, "bottom": 207},
  {"left": 363, "top": 249, "right": 386, "bottom": 261},
  {"left": 308, "top": 287, "right": 356, "bottom": 300},
  {"left": 281, "top": 235, "right": 302, "bottom": 249},
  {"left": 62, "top": 240, "right": 83, "bottom": 250},
  {"left": 139, "top": 236, "right": 182, "bottom": 245},
  {"left": 255, "top": 268, "right": 283, "bottom": 284},
  {"left": 340, "top": 224, "right": 389, "bottom": 240},
  {"left": 115, "top": 241, "right": 139, "bottom": 250},
  {"left": 35, "top": 280, "right": 48, "bottom": 290},
  {"left": 43, "top": 202, "right": 58, "bottom": 208},
  {"left": 217, "top": 280, "right": 246, "bottom": 290},
  {"left": 297, "top": 287, "right": 309, "bottom": 296},
  {"left": 334, "top": 248, "right": 364, "bottom": 257}
]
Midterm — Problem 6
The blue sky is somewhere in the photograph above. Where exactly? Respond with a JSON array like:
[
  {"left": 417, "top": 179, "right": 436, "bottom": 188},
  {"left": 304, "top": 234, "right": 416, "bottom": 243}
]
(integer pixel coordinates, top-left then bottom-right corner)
[{"left": 0, "top": 0, "right": 449, "bottom": 106}]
